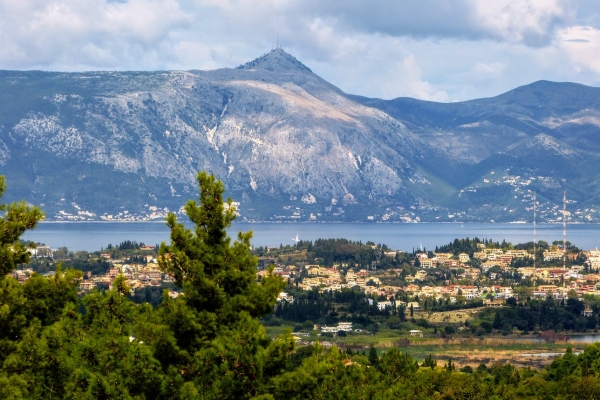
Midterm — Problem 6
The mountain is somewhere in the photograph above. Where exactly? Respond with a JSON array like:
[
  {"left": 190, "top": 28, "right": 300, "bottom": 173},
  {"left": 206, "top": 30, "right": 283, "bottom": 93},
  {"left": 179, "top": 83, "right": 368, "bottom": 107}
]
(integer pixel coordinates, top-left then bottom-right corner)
[
  {"left": 1, "top": 49, "right": 600, "bottom": 223},
  {"left": 352, "top": 80, "right": 600, "bottom": 220}
]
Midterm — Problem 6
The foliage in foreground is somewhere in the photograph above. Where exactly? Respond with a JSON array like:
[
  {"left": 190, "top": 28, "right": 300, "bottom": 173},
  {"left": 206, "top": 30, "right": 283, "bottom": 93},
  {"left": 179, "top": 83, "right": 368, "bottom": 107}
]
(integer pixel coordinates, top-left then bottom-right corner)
[{"left": 5, "top": 173, "right": 600, "bottom": 399}]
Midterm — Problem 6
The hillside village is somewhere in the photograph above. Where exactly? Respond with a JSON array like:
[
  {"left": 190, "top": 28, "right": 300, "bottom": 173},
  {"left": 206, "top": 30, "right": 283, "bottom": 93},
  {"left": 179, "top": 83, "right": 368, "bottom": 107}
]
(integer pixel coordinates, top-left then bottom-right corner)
[
  {"left": 10, "top": 237, "right": 600, "bottom": 338},
  {"left": 13, "top": 239, "right": 600, "bottom": 303},
  {"left": 13, "top": 244, "right": 179, "bottom": 299},
  {"left": 267, "top": 243, "right": 600, "bottom": 312}
]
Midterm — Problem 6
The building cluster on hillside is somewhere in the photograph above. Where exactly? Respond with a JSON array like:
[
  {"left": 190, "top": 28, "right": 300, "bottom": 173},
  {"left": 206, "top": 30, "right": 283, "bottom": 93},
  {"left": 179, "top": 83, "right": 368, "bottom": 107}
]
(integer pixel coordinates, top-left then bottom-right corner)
[
  {"left": 11, "top": 248, "right": 178, "bottom": 297},
  {"left": 267, "top": 244, "right": 600, "bottom": 311},
  {"left": 52, "top": 202, "right": 241, "bottom": 222},
  {"left": 12, "top": 241, "right": 600, "bottom": 317}
]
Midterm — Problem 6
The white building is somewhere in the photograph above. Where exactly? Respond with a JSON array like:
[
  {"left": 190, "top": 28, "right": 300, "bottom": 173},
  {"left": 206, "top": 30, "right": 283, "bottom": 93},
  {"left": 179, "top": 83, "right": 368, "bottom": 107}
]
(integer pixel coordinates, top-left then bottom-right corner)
[{"left": 321, "top": 322, "right": 353, "bottom": 333}]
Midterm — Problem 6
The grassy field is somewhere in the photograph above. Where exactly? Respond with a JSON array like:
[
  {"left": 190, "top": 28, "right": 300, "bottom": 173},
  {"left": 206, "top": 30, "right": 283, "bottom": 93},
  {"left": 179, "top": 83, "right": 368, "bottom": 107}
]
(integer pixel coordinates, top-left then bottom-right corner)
[
  {"left": 421, "top": 308, "right": 482, "bottom": 324},
  {"left": 264, "top": 323, "right": 585, "bottom": 369},
  {"left": 393, "top": 338, "right": 578, "bottom": 369},
  {"left": 336, "top": 334, "right": 581, "bottom": 369}
]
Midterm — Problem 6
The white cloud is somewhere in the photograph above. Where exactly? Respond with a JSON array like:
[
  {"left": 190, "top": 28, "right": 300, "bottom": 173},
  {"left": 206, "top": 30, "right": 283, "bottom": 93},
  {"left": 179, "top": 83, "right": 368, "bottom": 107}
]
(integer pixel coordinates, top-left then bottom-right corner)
[
  {"left": 468, "top": 0, "right": 569, "bottom": 45},
  {"left": 0, "top": 0, "right": 192, "bottom": 69},
  {"left": 398, "top": 55, "right": 449, "bottom": 102},
  {"left": 558, "top": 26, "right": 600, "bottom": 73},
  {"left": 0, "top": 0, "right": 598, "bottom": 101},
  {"left": 472, "top": 62, "right": 506, "bottom": 76},
  {"left": 191, "top": 0, "right": 572, "bottom": 50}
]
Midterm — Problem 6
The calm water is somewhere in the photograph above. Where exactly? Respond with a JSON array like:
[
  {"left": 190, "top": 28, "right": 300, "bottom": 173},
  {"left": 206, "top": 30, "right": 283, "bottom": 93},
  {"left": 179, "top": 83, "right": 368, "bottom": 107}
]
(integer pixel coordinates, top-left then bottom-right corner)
[
  {"left": 22, "top": 222, "right": 600, "bottom": 252},
  {"left": 516, "top": 335, "right": 600, "bottom": 344}
]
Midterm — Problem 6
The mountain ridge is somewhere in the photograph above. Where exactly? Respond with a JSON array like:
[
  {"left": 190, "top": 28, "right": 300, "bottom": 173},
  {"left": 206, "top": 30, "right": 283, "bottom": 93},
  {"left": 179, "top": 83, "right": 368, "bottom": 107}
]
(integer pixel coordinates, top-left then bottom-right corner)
[{"left": 1, "top": 49, "right": 600, "bottom": 223}]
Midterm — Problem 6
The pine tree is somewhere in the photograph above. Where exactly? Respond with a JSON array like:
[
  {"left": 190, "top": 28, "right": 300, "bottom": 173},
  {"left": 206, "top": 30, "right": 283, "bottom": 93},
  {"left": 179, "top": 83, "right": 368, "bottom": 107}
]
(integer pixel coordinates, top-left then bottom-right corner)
[
  {"left": 422, "top": 354, "right": 437, "bottom": 369},
  {"left": 368, "top": 345, "right": 379, "bottom": 366},
  {"left": 0, "top": 176, "right": 44, "bottom": 277},
  {"left": 157, "top": 172, "right": 291, "bottom": 397}
]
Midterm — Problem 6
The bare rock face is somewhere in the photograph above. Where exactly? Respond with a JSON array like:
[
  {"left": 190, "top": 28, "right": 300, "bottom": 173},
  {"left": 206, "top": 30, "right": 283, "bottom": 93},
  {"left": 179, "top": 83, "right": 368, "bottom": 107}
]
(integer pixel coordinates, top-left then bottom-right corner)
[
  {"left": 0, "top": 50, "right": 430, "bottom": 219},
  {"left": 1, "top": 52, "right": 600, "bottom": 222}
]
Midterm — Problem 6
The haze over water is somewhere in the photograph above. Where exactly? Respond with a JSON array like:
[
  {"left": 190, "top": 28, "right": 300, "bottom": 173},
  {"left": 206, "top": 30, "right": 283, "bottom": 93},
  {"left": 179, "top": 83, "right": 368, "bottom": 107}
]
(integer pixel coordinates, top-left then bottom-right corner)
[{"left": 23, "top": 222, "right": 600, "bottom": 252}]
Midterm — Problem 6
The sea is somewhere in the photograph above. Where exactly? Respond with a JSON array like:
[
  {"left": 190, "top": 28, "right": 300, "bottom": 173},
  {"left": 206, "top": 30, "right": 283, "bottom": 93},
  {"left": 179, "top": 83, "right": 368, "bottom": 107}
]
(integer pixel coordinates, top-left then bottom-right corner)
[{"left": 21, "top": 222, "right": 600, "bottom": 253}]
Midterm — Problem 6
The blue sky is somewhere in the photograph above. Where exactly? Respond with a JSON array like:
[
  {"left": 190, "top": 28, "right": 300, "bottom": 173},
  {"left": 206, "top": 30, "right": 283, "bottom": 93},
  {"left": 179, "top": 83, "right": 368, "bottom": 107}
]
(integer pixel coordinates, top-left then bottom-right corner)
[{"left": 1, "top": 0, "right": 599, "bottom": 101}]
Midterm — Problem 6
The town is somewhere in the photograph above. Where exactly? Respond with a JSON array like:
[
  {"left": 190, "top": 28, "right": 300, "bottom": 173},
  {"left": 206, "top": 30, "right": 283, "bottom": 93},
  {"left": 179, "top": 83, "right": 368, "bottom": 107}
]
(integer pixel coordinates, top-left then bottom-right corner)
[{"left": 11, "top": 236, "right": 600, "bottom": 341}]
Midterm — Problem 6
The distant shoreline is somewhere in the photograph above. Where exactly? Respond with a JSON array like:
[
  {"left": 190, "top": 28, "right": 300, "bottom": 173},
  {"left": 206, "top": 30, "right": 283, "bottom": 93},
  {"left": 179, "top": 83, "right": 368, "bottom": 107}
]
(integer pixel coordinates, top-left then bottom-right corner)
[{"left": 37, "top": 220, "right": 598, "bottom": 225}]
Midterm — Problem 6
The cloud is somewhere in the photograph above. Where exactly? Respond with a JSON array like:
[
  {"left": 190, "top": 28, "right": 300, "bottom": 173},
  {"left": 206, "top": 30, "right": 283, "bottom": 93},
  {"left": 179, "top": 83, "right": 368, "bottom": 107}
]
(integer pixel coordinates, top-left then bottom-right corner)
[
  {"left": 558, "top": 26, "right": 600, "bottom": 73},
  {"left": 472, "top": 62, "right": 506, "bottom": 76},
  {"left": 468, "top": 0, "right": 569, "bottom": 46},
  {"left": 0, "top": 0, "right": 192, "bottom": 69},
  {"left": 196, "top": 0, "right": 571, "bottom": 47},
  {"left": 397, "top": 55, "right": 449, "bottom": 102},
  {"left": 0, "top": 0, "right": 598, "bottom": 102}
]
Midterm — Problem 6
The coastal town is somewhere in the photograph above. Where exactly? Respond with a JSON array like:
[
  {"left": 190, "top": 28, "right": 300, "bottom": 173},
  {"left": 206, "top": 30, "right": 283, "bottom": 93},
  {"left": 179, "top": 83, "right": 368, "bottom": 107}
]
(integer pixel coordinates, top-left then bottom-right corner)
[
  {"left": 13, "top": 243, "right": 179, "bottom": 299},
  {"left": 268, "top": 242, "right": 600, "bottom": 324},
  {"left": 275, "top": 248, "right": 600, "bottom": 301},
  {"left": 43, "top": 171, "right": 600, "bottom": 224},
  {"left": 10, "top": 235, "right": 600, "bottom": 344}
]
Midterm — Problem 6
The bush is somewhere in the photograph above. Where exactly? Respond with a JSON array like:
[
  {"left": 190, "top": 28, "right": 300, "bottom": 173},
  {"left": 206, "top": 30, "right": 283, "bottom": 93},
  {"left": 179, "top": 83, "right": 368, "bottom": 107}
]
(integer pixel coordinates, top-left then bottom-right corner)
[
  {"left": 387, "top": 315, "right": 403, "bottom": 329},
  {"left": 416, "top": 318, "right": 430, "bottom": 329},
  {"left": 474, "top": 327, "right": 486, "bottom": 336},
  {"left": 302, "top": 320, "right": 314, "bottom": 330},
  {"left": 263, "top": 317, "right": 282, "bottom": 326},
  {"left": 480, "top": 321, "right": 493, "bottom": 333}
]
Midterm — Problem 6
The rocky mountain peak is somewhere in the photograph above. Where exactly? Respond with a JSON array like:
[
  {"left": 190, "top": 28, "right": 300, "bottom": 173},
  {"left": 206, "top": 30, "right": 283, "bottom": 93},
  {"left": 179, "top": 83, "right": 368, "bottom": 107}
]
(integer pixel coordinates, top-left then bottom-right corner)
[
  {"left": 2, "top": 56, "right": 600, "bottom": 223},
  {"left": 237, "top": 48, "right": 312, "bottom": 73}
]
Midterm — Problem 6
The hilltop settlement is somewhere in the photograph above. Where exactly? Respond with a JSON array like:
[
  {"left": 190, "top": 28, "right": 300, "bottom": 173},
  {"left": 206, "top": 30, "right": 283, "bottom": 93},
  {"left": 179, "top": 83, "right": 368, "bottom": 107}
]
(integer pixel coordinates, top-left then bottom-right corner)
[{"left": 14, "top": 236, "right": 600, "bottom": 339}]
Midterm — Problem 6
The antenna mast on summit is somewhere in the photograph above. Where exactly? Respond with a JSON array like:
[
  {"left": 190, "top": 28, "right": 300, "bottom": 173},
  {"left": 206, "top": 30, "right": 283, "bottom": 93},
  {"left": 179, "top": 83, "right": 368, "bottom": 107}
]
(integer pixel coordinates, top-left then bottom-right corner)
[
  {"left": 533, "top": 192, "right": 536, "bottom": 270},
  {"left": 563, "top": 191, "right": 567, "bottom": 274},
  {"left": 277, "top": 34, "right": 279, "bottom": 49}
]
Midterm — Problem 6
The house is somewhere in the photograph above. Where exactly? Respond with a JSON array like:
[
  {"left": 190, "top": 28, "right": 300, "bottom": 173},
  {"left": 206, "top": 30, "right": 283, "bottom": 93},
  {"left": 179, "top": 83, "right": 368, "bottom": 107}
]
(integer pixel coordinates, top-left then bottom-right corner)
[
  {"left": 458, "top": 253, "right": 470, "bottom": 263},
  {"left": 405, "top": 284, "right": 420, "bottom": 293},
  {"left": 308, "top": 266, "right": 329, "bottom": 277},
  {"left": 409, "top": 330, "right": 423, "bottom": 337},
  {"left": 337, "top": 322, "right": 353, "bottom": 331},
  {"left": 544, "top": 251, "right": 564, "bottom": 262},
  {"left": 518, "top": 267, "right": 536, "bottom": 277},
  {"left": 484, "top": 248, "right": 504, "bottom": 255},
  {"left": 537, "top": 285, "right": 558, "bottom": 293},
  {"left": 434, "top": 253, "right": 452, "bottom": 262},
  {"left": 79, "top": 280, "right": 96, "bottom": 291},
  {"left": 321, "top": 322, "right": 353, "bottom": 333},
  {"left": 377, "top": 301, "right": 393, "bottom": 311},
  {"left": 415, "top": 270, "right": 428, "bottom": 281},
  {"left": 481, "top": 261, "right": 499, "bottom": 273},
  {"left": 497, "top": 255, "right": 513, "bottom": 264},
  {"left": 277, "top": 292, "right": 294, "bottom": 303},
  {"left": 484, "top": 299, "right": 505, "bottom": 307},
  {"left": 505, "top": 250, "right": 530, "bottom": 258}
]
